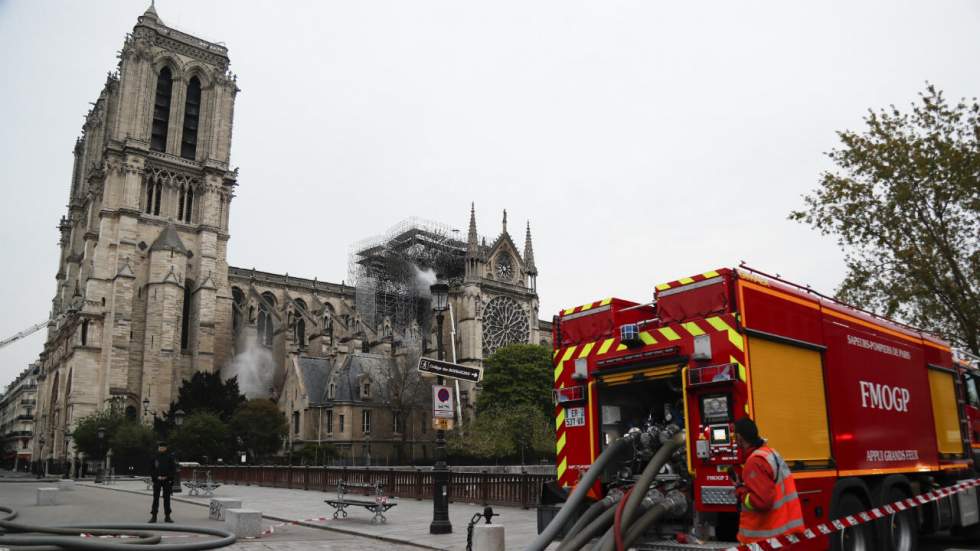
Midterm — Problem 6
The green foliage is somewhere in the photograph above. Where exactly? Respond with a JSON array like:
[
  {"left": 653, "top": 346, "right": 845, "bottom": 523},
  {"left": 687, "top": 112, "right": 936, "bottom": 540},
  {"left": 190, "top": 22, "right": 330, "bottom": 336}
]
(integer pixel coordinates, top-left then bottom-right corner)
[
  {"left": 112, "top": 421, "right": 156, "bottom": 457},
  {"left": 293, "top": 442, "right": 338, "bottom": 466},
  {"left": 230, "top": 399, "right": 288, "bottom": 461},
  {"left": 170, "top": 412, "right": 229, "bottom": 463},
  {"left": 791, "top": 84, "right": 980, "bottom": 353},
  {"left": 171, "top": 372, "right": 246, "bottom": 422},
  {"left": 476, "top": 344, "right": 553, "bottom": 418},
  {"left": 71, "top": 410, "right": 126, "bottom": 457},
  {"left": 449, "top": 404, "right": 555, "bottom": 463}
]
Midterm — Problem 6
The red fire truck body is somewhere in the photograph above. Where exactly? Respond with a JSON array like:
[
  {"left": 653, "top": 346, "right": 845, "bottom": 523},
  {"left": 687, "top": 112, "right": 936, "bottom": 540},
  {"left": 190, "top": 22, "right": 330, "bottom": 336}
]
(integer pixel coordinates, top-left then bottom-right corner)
[{"left": 549, "top": 266, "right": 978, "bottom": 548}]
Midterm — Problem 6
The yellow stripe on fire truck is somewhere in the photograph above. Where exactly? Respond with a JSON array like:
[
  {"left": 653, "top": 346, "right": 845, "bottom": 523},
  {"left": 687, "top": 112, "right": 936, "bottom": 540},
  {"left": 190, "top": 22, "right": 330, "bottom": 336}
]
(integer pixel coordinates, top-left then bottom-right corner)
[{"left": 655, "top": 270, "right": 722, "bottom": 292}]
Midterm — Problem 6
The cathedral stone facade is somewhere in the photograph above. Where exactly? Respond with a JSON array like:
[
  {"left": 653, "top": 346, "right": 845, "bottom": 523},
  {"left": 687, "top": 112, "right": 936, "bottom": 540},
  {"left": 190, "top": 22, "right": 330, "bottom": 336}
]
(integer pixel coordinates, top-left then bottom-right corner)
[{"left": 30, "top": 7, "right": 549, "bottom": 466}]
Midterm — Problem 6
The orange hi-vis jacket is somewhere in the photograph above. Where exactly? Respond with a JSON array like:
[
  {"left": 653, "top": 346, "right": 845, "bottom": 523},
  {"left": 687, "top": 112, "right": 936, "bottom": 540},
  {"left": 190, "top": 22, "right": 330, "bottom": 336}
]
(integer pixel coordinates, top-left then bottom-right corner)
[{"left": 736, "top": 445, "right": 805, "bottom": 543}]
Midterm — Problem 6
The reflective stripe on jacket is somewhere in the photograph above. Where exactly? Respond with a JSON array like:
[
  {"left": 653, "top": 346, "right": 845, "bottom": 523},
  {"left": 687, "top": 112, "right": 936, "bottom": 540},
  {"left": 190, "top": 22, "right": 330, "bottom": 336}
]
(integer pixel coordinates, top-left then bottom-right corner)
[{"left": 737, "top": 446, "right": 805, "bottom": 543}]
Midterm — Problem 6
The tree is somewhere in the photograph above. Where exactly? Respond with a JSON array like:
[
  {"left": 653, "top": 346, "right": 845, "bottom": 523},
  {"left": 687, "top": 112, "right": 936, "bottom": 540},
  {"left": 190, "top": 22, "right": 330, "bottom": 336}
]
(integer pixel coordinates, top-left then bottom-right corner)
[
  {"left": 791, "top": 85, "right": 980, "bottom": 353},
  {"left": 230, "top": 399, "right": 288, "bottom": 462},
  {"left": 293, "top": 442, "right": 338, "bottom": 466},
  {"left": 449, "top": 404, "right": 555, "bottom": 463},
  {"left": 111, "top": 421, "right": 156, "bottom": 474},
  {"left": 71, "top": 410, "right": 125, "bottom": 458},
  {"left": 170, "top": 372, "right": 246, "bottom": 422},
  {"left": 170, "top": 412, "right": 229, "bottom": 464},
  {"left": 476, "top": 344, "right": 553, "bottom": 418},
  {"left": 382, "top": 345, "right": 429, "bottom": 463}
]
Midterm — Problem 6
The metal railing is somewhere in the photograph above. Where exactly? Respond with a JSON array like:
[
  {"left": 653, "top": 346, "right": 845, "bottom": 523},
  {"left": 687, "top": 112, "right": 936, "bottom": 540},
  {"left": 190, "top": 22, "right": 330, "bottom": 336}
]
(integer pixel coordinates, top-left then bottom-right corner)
[{"left": 179, "top": 465, "right": 553, "bottom": 509}]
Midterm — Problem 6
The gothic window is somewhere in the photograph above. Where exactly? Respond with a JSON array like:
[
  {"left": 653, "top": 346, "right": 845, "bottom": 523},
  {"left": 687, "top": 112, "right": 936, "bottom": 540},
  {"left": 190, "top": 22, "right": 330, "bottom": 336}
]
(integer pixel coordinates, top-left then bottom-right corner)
[
  {"left": 180, "top": 280, "right": 194, "bottom": 351},
  {"left": 144, "top": 179, "right": 163, "bottom": 216},
  {"left": 177, "top": 185, "right": 194, "bottom": 223},
  {"left": 232, "top": 287, "right": 246, "bottom": 334},
  {"left": 361, "top": 381, "right": 371, "bottom": 399},
  {"left": 292, "top": 411, "right": 300, "bottom": 434},
  {"left": 326, "top": 410, "right": 334, "bottom": 434},
  {"left": 65, "top": 369, "right": 72, "bottom": 399},
  {"left": 150, "top": 67, "right": 173, "bottom": 152},
  {"left": 294, "top": 299, "right": 307, "bottom": 346},
  {"left": 80, "top": 320, "right": 89, "bottom": 346},
  {"left": 482, "top": 296, "right": 530, "bottom": 357},
  {"left": 339, "top": 414, "right": 345, "bottom": 433},
  {"left": 258, "top": 292, "right": 276, "bottom": 347},
  {"left": 180, "top": 76, "right": 201, "bottom": 159},
  {"left": 328, "top": 383, "right": 336, "bottom": 400}
]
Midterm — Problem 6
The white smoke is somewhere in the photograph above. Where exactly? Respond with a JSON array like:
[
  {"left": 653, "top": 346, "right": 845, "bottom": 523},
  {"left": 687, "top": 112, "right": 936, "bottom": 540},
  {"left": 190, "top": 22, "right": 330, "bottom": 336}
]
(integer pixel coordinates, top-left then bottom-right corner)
[
  {"left": 223, "top": 335, "right": 276, "bottom": 399},
  {"left": 413, "top": 266, "right": 437, "bottom": 295}
]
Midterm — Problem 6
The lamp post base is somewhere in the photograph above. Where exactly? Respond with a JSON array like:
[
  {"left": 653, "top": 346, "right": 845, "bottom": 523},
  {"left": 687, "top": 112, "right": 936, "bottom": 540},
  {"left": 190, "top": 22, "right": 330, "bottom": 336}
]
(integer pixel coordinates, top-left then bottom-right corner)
[{"left": 429, "top": 520, "right": 453, "bottom": 534}]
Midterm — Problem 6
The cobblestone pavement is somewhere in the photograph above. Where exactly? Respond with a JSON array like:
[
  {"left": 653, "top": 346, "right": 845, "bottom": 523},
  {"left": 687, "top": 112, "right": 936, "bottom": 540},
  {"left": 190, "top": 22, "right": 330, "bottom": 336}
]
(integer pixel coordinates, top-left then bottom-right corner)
[
  {"left": 0, "top": 481, "right": 417, "bottom": 551},
  {"left": 75, "top": 477, "right": 541, "bottom": 550}
]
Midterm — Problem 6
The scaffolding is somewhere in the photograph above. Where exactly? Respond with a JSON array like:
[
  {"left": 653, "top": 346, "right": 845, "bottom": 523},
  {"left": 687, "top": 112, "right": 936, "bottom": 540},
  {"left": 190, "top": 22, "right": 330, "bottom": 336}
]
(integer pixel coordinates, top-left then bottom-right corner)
[{"left": 348, "top": 217, "right": 468, "bottom": 336}]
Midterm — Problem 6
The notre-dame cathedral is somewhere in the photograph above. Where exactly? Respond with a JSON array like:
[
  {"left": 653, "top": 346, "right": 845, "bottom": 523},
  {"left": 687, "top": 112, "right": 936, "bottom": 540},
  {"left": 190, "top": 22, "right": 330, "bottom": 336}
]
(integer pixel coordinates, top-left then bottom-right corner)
[{"left": 32, "top": 6, "right": 548, "bottom": 465}]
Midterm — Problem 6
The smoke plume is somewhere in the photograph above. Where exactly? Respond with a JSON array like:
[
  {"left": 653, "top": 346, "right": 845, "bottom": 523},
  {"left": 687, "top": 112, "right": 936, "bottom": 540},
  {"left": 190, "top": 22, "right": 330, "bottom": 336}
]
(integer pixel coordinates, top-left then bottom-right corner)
[{"left": 223, "top": 336, "right": 276, "bottom": 399}]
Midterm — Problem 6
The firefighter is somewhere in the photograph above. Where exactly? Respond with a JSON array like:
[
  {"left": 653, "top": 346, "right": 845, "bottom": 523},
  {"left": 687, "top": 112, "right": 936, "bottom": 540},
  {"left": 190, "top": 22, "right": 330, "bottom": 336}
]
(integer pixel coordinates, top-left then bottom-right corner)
[
  {"left": 732, "top": 418, "right": 805, "bottom": 543},
  {"left": 149, "top": 441, "right": 177, "bottom": 523}
]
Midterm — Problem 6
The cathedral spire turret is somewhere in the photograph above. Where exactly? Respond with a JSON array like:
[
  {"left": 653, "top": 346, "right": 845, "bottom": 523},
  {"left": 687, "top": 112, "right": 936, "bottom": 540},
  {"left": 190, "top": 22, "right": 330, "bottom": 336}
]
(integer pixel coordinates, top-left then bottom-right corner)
[
  {"left": 465, "top": 203, "right": 483, "bottom": 282},
  {"left": 501, "top": 209, "right": 508, "bottom": 235},
  {"left": 466, "top": 202, "right": 479, "bottom": 258},
  {"left": 524, "top": 221, "right": 537, "bottom": 275},
  {"left": 141, "top": 1, "right": 162, "bottom": 24}
]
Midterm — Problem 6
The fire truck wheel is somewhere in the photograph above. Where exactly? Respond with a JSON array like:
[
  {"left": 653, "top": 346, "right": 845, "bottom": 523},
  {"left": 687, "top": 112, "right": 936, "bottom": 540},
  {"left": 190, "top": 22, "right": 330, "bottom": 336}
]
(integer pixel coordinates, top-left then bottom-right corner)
[
  {"left": 877, "top": 483, "right": 917, "bottom": 551},
  {"left": 831, "top": 492, "right": 874, "bottom": 551}
]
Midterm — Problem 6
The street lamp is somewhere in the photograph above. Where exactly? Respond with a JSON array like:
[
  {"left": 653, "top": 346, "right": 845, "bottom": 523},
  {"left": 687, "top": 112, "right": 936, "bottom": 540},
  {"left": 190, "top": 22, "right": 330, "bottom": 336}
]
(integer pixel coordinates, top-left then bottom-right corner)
[
  {"left": 95, "top": 426, "right": 106, "bottom": 483},
  {"left": 175, "top": 409, "right": 185, "bottom": 427},
  {"left": 429, "top": 279, "right": 452, "bottom": 535}
]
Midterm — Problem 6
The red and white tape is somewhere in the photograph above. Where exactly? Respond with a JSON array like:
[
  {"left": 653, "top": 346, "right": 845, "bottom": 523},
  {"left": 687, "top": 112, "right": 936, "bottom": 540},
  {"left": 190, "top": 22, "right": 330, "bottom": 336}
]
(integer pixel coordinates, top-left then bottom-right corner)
[
  {"left": 254, "top": 515, "right": 331, "bottom": 537},
  {"left": 723, "top": 477, "right": 980, "bottom": 551}
]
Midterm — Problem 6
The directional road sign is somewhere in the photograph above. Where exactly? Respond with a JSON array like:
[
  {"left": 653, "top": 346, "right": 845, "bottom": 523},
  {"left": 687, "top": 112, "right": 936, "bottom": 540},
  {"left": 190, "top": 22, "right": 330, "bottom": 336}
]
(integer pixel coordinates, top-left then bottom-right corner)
[{"left": 417, "top": 357, "right": 483, "bottom": 383}]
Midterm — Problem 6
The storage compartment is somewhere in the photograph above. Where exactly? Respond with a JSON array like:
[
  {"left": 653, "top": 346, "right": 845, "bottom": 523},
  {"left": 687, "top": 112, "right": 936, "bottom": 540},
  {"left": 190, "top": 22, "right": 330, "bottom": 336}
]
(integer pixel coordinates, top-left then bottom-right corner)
[
  {"left": 747, "top": 337, "right": 831, "bottom": 462},
  {"left": 928, "top": 367, "right": 964, "bottom": 456}
]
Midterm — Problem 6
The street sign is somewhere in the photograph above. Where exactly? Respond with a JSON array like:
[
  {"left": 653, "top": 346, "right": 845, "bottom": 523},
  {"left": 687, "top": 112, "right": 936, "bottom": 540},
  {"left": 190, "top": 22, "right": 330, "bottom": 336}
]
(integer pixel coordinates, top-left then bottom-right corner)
[
  {"left": 432, "top": 418, "right": 455, "bottom": 430},
  {"left": 417, "top": 357, "right": 483, "bottom": 383},
  {"left": 433, "top": 385, "right": 455, "bottom": 418}
]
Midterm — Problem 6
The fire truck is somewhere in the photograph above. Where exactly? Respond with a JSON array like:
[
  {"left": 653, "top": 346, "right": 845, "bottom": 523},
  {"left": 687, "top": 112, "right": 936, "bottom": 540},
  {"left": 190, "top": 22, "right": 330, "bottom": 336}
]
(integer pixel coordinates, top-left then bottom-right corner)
[{"left": 532, "top": 266, "right": 980, "bottom": 551}]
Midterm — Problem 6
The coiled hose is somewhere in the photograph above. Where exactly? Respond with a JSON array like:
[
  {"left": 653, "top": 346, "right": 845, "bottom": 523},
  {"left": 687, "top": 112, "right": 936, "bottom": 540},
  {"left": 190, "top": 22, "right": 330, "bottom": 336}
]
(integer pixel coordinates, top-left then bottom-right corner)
[
  {"left": 0, "top": 504, "right": 237, "bottom": 551},
  {"left": 526, "top": 436, "right": 633, "bottom": 551}
]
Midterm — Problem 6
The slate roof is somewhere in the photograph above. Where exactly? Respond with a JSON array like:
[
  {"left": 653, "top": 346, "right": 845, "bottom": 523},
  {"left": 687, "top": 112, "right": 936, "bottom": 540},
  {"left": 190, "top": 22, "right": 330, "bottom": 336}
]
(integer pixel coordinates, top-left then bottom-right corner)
[
  {"left": 150, "top": 221, "right": 188, "bottom": 255},
  {"left": 302, "top": 352, "right": 394, "bottom": 405},
  {"left": 295, "top": 355, "right": 332, "bottom": 403}
]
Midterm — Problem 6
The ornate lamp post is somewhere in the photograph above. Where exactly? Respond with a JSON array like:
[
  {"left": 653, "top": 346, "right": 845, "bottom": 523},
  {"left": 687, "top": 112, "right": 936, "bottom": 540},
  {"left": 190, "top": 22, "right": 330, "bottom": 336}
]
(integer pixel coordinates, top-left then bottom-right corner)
[
  {"left": 38, "top": 435, "right": 47, "bottom": 478},
  {"left": 95, "top": 426, "right": 106, "bottom": 483},
  {"left": 429, "top": 279, "right": 452, "bottom": 534}
]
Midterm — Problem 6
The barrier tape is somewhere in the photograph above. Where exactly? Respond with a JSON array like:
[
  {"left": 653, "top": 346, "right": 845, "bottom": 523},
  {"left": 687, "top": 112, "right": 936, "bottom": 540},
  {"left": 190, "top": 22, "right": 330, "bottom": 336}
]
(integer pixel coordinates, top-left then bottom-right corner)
[
  {"left": 723, "top": 477, "right": 980, "bottom": 551},
  {"left": 254, "top": 515, "right": 331, "bottom": 538}
]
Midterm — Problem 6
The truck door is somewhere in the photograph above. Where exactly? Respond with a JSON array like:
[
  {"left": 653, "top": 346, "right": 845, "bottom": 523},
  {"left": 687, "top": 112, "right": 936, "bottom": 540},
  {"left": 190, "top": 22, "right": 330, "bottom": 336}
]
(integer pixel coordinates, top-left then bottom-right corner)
[{"left": 963, "top": 372, "right": 980, "bottom": 459}]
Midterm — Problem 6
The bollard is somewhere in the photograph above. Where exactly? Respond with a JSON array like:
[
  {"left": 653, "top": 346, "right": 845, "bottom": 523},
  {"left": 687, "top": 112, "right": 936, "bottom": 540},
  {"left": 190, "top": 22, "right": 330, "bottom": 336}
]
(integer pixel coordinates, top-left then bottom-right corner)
[
  {"left": 37, "top": 487, "right": 59, "bottom": 506},
  {"left": 209, "top": 498, "right": 243, "bottom": 520},
  {"left": 472, "top": 525, "right": 505, "bottom": 551},
  {"left": 224, "top": 508, "right": 262, "bottom": 538}
]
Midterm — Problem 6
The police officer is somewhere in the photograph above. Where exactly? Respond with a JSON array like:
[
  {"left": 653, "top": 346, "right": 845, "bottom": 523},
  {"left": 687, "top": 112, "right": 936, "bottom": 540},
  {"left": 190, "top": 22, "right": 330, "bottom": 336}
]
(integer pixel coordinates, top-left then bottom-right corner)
[
  {"left": 732, "top": 418, "right": 805, "bottom": 544},
  {"left": 149, "top": 441, "right": 177, "bottom": 523}
]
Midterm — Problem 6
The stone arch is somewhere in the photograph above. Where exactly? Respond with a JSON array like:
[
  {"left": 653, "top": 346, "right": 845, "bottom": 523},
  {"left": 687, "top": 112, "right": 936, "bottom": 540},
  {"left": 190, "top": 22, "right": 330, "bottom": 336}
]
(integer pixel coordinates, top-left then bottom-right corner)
[{"left": 232, "top": 286, "right": 246, "bottom": 334}]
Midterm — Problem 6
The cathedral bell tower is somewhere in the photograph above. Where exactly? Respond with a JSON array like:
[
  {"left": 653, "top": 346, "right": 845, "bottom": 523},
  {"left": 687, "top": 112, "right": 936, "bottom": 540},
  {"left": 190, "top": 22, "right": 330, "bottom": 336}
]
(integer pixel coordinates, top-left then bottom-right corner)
[{"left": 41, "top": 4, "right": 239, "bottom": 432}]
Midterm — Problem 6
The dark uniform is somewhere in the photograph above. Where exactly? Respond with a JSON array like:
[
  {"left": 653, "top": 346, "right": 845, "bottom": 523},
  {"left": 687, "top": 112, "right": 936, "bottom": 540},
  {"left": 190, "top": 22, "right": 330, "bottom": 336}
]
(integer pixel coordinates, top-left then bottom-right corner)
[{"left": 150, "top": 444, "right": 177, "bottom": 523}]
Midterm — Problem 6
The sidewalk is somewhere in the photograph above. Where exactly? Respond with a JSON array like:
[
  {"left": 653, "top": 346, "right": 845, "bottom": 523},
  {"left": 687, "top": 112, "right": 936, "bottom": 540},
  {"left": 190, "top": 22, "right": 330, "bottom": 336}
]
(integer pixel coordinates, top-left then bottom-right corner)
[{"left": 80, "top": 478, "right": 542, "bottom": 551}]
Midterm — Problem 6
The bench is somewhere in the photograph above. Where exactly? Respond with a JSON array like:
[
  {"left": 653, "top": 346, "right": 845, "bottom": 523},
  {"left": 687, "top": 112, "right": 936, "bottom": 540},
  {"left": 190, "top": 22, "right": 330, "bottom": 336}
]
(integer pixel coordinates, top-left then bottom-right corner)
[
  {"left": 324, "top": 480, "right": 397, "bottom": 524},
  {"left": 183, "top": 469, "right": 221, "bottom": 497}
]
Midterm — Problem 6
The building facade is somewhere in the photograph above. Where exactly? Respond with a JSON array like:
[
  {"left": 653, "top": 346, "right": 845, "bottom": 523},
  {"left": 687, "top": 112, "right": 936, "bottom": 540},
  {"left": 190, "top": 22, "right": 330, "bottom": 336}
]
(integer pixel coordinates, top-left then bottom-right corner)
[
  {"left": 0, "top": 364, "right": 39, "bottom": 470},
  {"left": 29, "top": 6, "right": 549, "bottom": 467}
]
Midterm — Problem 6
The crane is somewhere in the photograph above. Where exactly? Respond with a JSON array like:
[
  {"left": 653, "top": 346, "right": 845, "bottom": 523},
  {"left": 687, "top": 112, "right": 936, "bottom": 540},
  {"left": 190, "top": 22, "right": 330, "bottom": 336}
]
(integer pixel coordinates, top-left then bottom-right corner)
[{"left": 0, "top": 321, "right": 49, "bottom": 350}]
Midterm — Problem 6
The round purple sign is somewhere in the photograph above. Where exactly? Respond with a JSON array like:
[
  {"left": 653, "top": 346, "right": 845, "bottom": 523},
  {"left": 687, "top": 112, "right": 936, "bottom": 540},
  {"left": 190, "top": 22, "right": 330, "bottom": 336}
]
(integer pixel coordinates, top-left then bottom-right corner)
[{"left": 437, "top": 388, "right": 451, "bottom": 402}]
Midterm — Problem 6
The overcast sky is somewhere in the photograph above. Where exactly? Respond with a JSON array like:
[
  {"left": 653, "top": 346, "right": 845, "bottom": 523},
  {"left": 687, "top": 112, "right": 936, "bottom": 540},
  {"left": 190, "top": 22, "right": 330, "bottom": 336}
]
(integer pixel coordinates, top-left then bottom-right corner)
[{"left": 1, "top": 0, "right": 978, "bottom": 387}]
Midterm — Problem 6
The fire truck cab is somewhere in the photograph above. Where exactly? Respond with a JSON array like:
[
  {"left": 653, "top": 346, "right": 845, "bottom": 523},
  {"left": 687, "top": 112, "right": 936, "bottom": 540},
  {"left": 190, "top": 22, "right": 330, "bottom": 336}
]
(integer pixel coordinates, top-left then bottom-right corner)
[{"left": 542, "top": 266, "right": 980, "bottom": 551}]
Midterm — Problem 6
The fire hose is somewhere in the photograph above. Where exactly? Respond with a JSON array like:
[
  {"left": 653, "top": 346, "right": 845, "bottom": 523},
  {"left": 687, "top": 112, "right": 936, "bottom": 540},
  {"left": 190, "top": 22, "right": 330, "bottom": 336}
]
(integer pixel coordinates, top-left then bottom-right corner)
[
  {"left": 0, "top": 504, "right": 237, "bottom": 551},
  {"left": 554, "top": 431, "right": 686, "bottom": 551},
  {"left": 555, "top": 488, "right": 625, "bottom": 551},
  {"left": 526, "top": 436, "right": 634, "bottom": 551}
]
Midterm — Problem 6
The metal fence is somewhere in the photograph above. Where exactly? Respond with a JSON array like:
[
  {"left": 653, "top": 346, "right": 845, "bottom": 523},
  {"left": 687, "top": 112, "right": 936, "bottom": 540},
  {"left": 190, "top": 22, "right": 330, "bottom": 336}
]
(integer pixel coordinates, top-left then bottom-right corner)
[{"left": 179, "top": 465, "right": 554, "bottom": 509}]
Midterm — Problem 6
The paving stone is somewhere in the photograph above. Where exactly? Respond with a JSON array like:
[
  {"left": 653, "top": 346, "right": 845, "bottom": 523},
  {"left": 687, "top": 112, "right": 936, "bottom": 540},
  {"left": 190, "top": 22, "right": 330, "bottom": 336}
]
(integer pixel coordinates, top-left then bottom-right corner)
[{"left": 225, "top": 508, "right": 262, "bottom": 538}]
